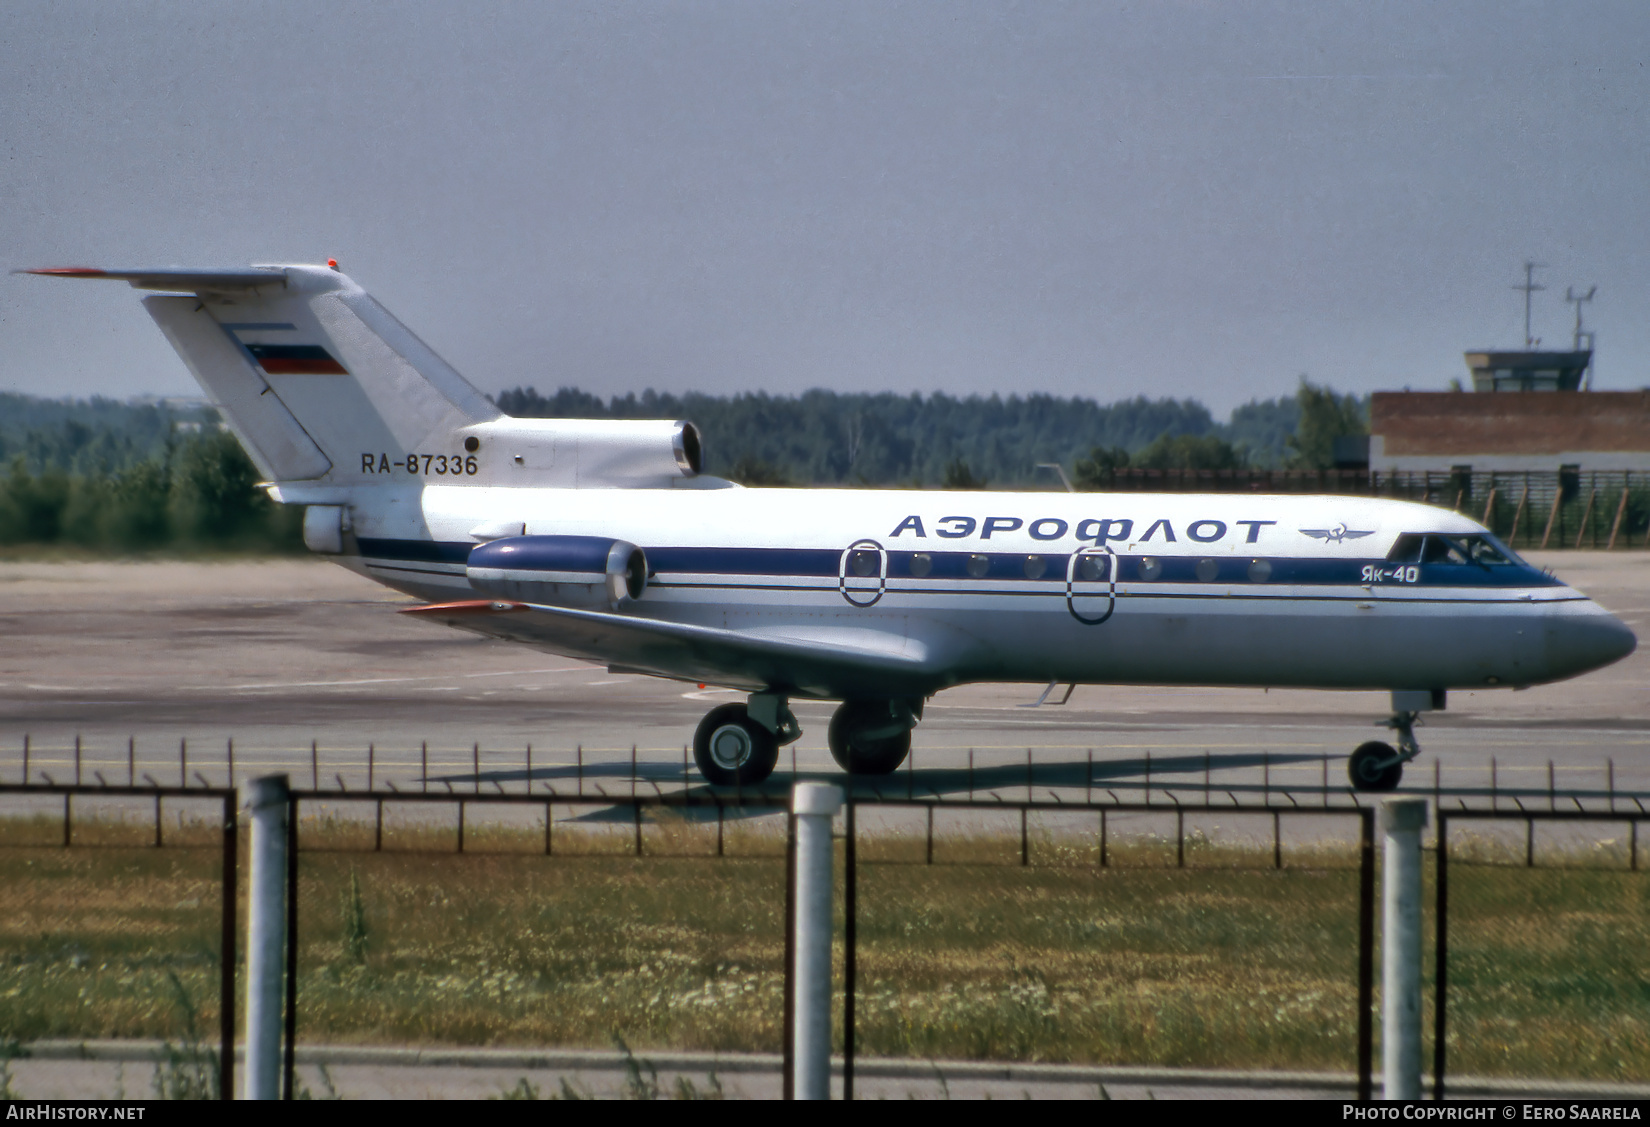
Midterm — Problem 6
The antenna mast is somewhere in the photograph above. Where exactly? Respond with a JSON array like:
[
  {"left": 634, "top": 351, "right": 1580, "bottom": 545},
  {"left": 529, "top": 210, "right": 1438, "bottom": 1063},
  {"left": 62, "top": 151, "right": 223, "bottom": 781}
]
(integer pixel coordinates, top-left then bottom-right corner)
[
  {"left": 1513, "top": 261, "right": 1546, "bottom": 348},
  {"left": 1565, "top": 285, "right": 1596, "bottom": 349},
  {"left": 1566, "top": 284, "right": 1597, "bottom": 389}
]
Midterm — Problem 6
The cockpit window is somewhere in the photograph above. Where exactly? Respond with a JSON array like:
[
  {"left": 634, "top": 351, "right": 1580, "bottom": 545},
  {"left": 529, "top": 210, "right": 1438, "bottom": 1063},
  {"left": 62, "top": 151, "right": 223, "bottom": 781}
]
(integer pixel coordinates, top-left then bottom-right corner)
[
  {"left": 1386, "top": 533, "right": 1425, "bottom": 563},
  {"left": 1423, "top": 536, "right": 1472, "bottom": 565},
  {"left": 1386, "top": 532, "right": 1525, "bottom": 567}
]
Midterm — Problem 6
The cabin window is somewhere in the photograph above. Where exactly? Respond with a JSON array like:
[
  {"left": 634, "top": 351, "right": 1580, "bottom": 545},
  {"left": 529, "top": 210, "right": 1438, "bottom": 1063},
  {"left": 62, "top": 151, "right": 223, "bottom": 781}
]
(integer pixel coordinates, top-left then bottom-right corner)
[
  {"left": 908, "top": 553, "right": 933, "bottom": 578},
  {"left": 966, "top": 554, "right": 991, "bottom": 578},
  {"left": 1247, "top": 559, "right": 1272, "bottom": 582},
  {"left": 1137, "top": 556, "right": 1163, "bottom": 581},
  {"left": 1023, "top": 555, "right": 1047, "bottom": 579}
]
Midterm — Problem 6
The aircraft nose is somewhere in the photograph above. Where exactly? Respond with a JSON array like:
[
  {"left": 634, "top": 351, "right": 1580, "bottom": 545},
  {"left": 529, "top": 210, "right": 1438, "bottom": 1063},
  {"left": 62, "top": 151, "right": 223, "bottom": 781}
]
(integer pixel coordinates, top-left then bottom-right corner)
[{"left": 1544, "top": 607, "right": 1638, "bottom": 679}]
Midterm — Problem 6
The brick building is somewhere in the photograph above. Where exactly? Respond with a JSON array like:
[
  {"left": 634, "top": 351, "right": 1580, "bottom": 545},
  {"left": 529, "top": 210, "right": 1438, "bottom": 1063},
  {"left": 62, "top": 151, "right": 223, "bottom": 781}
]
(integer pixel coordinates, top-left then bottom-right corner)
[{"left": 1369, "top": 389, "right": 1650, "bottom": 474}]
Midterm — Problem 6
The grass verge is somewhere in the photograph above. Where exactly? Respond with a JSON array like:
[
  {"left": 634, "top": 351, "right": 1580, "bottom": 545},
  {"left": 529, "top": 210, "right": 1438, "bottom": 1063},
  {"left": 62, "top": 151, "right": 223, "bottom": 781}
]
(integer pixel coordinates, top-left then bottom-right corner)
[{"left": 0, "top": 813, "right": 1644, "bottom": 1081}]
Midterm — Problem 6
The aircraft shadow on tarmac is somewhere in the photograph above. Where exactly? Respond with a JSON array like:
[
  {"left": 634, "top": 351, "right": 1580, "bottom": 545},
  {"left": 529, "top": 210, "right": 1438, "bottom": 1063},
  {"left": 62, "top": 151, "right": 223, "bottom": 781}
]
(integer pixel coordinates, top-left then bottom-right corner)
[
  {"left": 427, "top": 750, "right": 1331, "bottom": 825},
  {"left": 423, "top": 751, "right": 1650, "bottom": 824}
]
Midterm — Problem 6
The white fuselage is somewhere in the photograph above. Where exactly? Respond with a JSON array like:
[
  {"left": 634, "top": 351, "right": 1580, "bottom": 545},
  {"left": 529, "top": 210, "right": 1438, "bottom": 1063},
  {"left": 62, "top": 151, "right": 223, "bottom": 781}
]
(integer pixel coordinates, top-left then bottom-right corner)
[{"left": 295, "top": 480, "right": 1634, "bottom": 699}]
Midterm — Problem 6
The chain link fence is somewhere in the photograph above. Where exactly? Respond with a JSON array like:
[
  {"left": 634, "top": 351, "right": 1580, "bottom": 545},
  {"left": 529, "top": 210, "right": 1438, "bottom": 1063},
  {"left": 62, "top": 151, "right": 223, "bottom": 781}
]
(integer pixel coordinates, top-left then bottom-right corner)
[
  {"left": 0, "top": 785, "right": 236, "bottom": 1099},
  {"left": 1432, "top": 810, "right": 1649, "bottom": 1097},
  {"left": 2, "top": 778, "right": 1646, "bottom": 1099}
]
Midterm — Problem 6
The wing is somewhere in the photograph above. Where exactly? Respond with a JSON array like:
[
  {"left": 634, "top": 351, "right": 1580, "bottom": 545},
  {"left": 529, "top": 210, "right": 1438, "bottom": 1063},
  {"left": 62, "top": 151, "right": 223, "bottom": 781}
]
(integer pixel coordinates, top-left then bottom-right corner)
[
  {"left": 401, "top": 600, "right": 949, "bottom": 699},
  {"left": 1340, "top": 530, "right": 1375, "bottom": 540},
  {"left": 1299, "top": 529, "right": 1332, "bottom": 540}
]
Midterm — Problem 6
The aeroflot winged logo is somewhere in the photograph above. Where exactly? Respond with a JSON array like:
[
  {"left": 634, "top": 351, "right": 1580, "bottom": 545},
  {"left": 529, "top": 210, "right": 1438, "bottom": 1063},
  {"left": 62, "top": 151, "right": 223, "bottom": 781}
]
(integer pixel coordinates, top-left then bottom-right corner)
[{"left": 1300, "top": 523, "right": 1375, "bottom": 544}]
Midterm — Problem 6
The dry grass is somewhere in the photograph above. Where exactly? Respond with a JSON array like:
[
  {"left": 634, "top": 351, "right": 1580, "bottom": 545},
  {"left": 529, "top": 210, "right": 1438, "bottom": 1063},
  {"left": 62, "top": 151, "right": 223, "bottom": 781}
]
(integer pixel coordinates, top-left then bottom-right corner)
[{"left": 0, "top": 812, "right": 1645, "bottom": 1081}]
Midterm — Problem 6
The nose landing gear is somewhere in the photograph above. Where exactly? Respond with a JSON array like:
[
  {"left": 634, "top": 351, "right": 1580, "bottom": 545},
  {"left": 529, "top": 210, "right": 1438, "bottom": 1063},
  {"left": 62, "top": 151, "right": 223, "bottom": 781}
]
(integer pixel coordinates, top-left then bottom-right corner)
[
  {"left": 1347, "top": 691, "right": 1441, "bottom": 792},
  {"left": 1348, "top": 716, "right": 1418, "bottom": 793}
]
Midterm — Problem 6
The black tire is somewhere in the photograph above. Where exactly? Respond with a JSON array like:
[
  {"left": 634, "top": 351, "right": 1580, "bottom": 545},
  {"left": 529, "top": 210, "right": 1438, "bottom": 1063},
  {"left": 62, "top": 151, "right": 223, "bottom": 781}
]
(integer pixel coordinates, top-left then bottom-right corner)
[
  {"left": 827, "top": 700, "right": 912, "bottom": 775},
  {"left": 692, "top": 703, "right": 779, "bottom": 787},
  {"left": 1348, "top": 740, "right": 1404, "bottom": 792}
]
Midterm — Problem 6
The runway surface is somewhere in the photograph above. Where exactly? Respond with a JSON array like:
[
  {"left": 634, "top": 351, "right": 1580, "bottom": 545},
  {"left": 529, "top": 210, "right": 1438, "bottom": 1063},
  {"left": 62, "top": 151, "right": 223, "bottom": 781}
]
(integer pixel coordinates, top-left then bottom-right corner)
[
  {"left": 2, "top": 555, "right": 1646, "bottom": 1101},
  {"left": 0, "top": 552, "right": 1645, "bottom": 810}
]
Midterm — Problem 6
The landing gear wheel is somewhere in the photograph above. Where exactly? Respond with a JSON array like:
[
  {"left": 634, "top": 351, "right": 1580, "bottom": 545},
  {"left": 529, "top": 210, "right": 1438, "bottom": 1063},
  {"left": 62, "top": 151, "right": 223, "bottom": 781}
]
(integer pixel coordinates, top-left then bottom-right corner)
[
  {"left": 827, "top": 701, "right": 913, "bottom": 775},
  {"left": 1348, "top": 741, "right": 1404, "bottom": 792},
  {"left": 693, "top": 703, "right": 779, "bottom": 787}
]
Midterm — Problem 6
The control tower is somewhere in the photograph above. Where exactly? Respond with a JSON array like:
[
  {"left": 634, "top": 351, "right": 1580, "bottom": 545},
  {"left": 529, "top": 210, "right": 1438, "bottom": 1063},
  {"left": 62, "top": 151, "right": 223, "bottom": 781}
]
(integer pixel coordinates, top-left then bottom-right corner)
[
  {"left": 1461, "top": 262, "right": 1594, "bottom": 391},
  {"left": 1368, "top": 266, "right": 1650, "bottom": 475},
  {"left": 1461, "top": 350, "right": 1592, "bottom": 392}
]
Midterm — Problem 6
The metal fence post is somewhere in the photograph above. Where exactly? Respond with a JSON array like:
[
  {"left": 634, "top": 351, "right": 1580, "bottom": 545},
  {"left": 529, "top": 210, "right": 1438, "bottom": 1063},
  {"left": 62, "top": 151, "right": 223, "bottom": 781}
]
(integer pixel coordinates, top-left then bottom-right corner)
[
  {"left": 1381, "top": 797, "right": 1428, "bottom": 1100},
  {"left": 1357, "top": 810, "right": 1375, "bottom": 1101},
  {"left": 1433, "top": 812, "right": 1449, "bottom": 1102},
  {"left": 781, "top": 811, "right": 796, "bottom": 1097},
  {"left": 791, "top": 782, "right": 843, "bottom": 1100},
  {"left": 243, "top": 774, "right": 290, "bottom": 1100},
  {"left": 843, "top": 796, "right": 857, "bottom": 1101},
  {"left": 283, "top": 794, "right": 300, "bottom": 1100},
  {"left": 219, "top": 792, "right": 237, "bottom": 1103}
]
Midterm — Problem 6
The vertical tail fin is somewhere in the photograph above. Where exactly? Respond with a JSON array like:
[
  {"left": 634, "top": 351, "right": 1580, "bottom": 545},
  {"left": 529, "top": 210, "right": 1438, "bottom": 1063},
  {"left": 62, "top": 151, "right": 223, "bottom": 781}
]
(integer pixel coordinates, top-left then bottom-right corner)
[{"left": 35, "top": 264, "right": 502, "bottom": 483}]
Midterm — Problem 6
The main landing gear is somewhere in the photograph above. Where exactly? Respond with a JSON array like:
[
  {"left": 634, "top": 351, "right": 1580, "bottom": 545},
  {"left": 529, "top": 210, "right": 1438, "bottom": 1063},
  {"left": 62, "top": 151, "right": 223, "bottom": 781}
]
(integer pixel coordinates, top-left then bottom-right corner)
[
  {"left": 1347, "top": 690, "right": 1443, "bottom": 792},
  {"left": 692, "top": 693, "right": 800, "bottom": 787},
  {"left": 690, "top": 694, "right": 922, "bottom": 786},
  {"left": 827, "top": 699, "right": 920, "bottom": 776}
]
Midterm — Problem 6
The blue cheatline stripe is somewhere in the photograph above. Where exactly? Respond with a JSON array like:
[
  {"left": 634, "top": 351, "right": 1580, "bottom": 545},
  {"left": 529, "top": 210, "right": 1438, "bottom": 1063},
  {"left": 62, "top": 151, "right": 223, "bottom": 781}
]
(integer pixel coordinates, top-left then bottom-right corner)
[
  {"left": 647, "top": 545, "right": 842, "bottom": 577},
  {"left": 650, "top": 579, "right": 1583, "bottom": 606},
  {"left": 352, "top": 538, "right": 1563, "bottom": 590},
  {"left": 365, "top": 563, "right": 471, "bottom": 580},
  {"left": 358, "top": 538, "right": 472, "bottom": 565}
]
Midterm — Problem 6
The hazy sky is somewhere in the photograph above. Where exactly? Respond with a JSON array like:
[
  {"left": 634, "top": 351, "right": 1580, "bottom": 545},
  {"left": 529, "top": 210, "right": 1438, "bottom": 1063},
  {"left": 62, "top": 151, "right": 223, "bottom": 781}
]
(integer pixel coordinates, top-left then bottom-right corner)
[{"left": 4, "top": 1, "right": 1648, "bottom": 415}]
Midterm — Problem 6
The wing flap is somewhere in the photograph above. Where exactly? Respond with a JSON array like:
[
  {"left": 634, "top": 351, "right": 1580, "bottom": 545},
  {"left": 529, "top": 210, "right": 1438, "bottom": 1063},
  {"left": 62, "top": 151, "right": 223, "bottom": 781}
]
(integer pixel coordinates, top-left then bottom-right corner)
[{"left": 401, "top": 600, "right": 945, "bottom": 698}]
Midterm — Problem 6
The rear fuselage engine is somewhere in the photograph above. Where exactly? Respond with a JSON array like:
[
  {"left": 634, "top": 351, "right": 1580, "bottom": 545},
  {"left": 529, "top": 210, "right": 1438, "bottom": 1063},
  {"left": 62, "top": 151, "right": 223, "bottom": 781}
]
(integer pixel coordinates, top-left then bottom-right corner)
[{"left": 467, "top": 535, "right": 647, "bottom": 610}]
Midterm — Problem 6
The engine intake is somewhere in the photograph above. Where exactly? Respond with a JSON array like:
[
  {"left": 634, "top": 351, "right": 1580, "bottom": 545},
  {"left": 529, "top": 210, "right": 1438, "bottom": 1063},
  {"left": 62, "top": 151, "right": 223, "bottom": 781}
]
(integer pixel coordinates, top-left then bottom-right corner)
[{"left": 467, "top": 535, "right": 647, "bottom": 610}]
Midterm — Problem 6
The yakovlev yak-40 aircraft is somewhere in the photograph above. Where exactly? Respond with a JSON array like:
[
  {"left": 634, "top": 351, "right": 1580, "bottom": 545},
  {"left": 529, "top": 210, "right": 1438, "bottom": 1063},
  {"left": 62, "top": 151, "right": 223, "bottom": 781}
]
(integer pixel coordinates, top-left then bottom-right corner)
[{"left": 28, "top": 264, "right": 1638, "bottom": 790}]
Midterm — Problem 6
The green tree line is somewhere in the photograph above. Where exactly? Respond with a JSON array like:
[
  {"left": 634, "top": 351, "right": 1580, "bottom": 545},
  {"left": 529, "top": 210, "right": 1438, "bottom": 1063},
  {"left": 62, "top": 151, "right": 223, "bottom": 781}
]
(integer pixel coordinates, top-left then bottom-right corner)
[
  {"left": 497, "top": 379, "right": 1364, "bottom": 486},
  {"left": 0, "top": 380, "right": 1365, "bottom": 552},
  {"left": 0, "top": 392, "right": 216, "bottom": 475},
  {"left": 1073, "top": 381, "right": 1367, "bottom": 487},
  {"left": 0, "top": 429, "right": 302, "bottom": 553}
]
